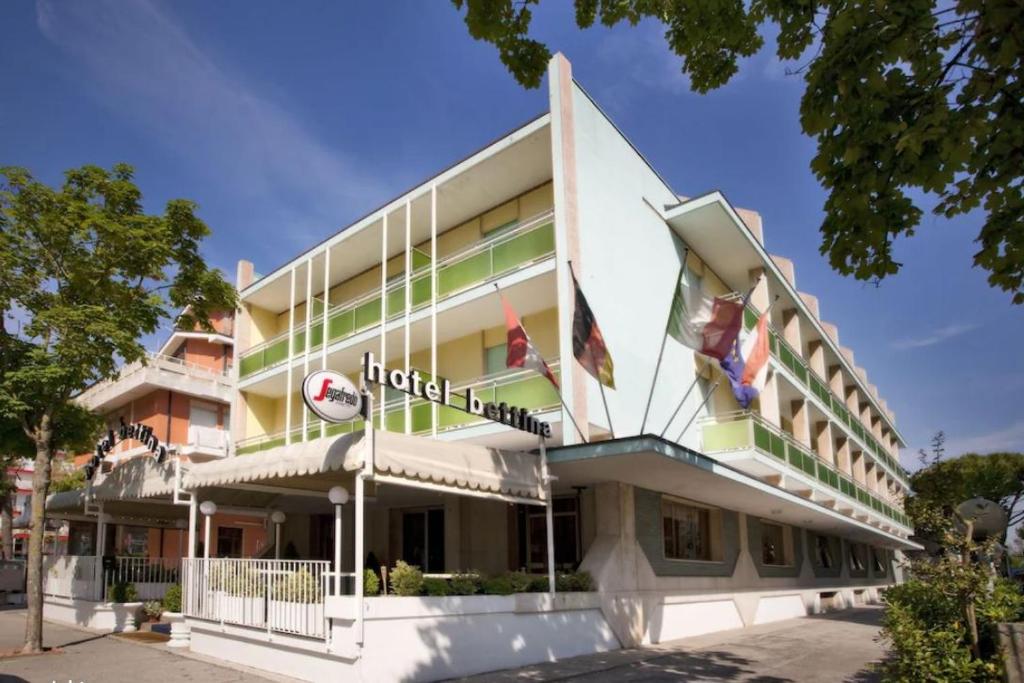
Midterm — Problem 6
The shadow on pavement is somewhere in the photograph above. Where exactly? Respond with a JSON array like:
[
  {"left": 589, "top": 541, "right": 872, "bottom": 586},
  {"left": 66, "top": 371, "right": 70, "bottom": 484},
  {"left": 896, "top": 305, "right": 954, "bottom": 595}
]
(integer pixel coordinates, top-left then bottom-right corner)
[{"left": 610, "top": 649, "right": 793, "bottom": 682}]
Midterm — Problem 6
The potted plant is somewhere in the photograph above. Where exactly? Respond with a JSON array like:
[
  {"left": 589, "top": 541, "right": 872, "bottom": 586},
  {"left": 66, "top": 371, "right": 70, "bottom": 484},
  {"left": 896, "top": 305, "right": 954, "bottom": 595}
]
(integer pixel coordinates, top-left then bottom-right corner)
[
  {"left": 161, "top": 584, "right": 190, "bottom": 648},
  {"left": 142, "top": 600, "right": 163, "bottom": 624}
]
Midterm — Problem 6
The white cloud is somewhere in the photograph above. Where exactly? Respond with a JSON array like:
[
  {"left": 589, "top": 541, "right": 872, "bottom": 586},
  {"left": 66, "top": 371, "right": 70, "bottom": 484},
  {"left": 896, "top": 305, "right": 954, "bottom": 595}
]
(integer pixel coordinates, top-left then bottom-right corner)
[
  {"left": 35, "top": 0, "right": 387, "bottom": 248},
  {"left": 892, "top": 323, "right": 978, "bottom": 350},
  {"left": 942, "top": 421, "right": 1024, "bottom": 456}
]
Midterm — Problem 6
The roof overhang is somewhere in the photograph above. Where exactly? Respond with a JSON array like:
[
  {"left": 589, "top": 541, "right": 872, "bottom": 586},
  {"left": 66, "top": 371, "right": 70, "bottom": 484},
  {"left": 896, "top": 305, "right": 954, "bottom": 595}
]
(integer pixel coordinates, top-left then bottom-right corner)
[{"left": 548, "top": 435, "right": 920, "bottom": 551}]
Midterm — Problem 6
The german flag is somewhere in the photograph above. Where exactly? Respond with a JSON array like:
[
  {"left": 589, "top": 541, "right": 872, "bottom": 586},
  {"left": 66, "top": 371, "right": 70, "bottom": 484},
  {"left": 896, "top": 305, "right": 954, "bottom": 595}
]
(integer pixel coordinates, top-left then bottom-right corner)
[{"left": 571, "top": 270, "right": 615, "bottom": 389}]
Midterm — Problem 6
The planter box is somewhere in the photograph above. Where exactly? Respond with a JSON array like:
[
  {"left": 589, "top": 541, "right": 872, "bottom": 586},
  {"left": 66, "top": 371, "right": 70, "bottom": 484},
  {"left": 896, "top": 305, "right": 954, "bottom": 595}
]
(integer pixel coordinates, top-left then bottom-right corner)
[{"left": 217, "top": 593, "right": 265, "bottom": 627}]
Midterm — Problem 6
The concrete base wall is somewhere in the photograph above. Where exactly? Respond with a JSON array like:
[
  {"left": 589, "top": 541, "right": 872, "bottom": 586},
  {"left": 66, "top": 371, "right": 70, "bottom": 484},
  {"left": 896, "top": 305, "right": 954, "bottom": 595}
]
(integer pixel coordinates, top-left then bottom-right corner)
[{"left": 44, "top": 596, "right": 142, "bottom": 632}]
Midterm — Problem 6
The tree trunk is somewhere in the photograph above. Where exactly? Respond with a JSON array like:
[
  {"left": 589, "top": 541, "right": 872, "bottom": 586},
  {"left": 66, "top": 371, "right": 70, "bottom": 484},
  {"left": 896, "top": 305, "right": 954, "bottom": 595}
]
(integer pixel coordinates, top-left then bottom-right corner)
[
  {"left": 22, "top": 417, "right": 53, "bottom": 654},
  {"left": 0, "top": 494, "right": 12, "bottom": 560}
]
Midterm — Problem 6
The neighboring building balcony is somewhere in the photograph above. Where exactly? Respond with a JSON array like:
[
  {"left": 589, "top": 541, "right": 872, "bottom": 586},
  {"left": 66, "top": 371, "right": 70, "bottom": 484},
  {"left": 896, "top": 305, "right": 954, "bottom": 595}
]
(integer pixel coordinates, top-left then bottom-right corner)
[
  {"left": 76, "top": 352, "right": 234, "bottom": 413},
  {"left": 181, "top": 425, "right": 232, "bottom": 460},
  {"left": 741, "top": 307, "right": 911, "bottom": 489},
  {"left": 236, "top": 361, "right": 561, "bottom": 456},
  {"left": 701, "top": 411, "right": 911, "bottom": 534},
  {"left": 238, "top": 210, "right": 556, "bottom": 380}
]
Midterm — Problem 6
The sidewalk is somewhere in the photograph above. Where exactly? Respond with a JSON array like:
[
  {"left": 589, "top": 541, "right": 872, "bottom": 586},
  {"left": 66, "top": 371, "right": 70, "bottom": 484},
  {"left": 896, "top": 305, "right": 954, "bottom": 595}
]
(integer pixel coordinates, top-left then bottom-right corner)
[
  {"left": 0, "top": 608, "right": 295, "bottom": 683},
  {"left": 459, "top": 606, "right": 886, "bottom": 682}
]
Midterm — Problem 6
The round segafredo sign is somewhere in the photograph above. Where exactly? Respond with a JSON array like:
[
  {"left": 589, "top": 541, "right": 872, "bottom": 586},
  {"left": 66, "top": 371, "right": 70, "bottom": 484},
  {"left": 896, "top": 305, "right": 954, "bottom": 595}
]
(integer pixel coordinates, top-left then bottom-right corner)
[{"left": 302, "top": 370, "right": 362, "bottom": 423}]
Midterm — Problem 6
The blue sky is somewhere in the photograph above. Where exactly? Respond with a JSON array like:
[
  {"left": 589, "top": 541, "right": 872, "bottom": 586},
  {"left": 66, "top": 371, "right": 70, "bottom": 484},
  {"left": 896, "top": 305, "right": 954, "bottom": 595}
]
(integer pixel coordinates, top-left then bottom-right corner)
[{"left": 2, "top": 0, "right": 1021, "bottom": 465}]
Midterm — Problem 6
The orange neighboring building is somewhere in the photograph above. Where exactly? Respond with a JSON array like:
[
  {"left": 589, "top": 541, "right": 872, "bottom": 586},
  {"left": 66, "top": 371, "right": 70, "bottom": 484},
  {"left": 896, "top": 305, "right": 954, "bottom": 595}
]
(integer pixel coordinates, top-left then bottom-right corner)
[{"left": 68, "top": 311, "right": 269, "bottom": 562}]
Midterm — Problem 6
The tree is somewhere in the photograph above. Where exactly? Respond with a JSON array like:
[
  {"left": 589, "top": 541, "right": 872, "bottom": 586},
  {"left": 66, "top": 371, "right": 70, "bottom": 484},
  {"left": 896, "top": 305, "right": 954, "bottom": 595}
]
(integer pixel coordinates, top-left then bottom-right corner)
[
  {"left": 0, "top": 163, "right": 236, "bottom": 654},
  {"left": 0, "top": 416, "right": 34, "bottom": 560},
  {"left": 451, "top": 0, "right": 1024, "bottom": 303},
  {"left": 907, "top": 452, "right": 1024, "bottom": 541}
]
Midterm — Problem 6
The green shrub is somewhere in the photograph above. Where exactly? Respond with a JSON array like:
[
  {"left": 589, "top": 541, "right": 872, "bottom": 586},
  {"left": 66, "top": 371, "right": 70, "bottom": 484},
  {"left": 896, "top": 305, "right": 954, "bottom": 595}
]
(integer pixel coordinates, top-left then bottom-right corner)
[
  {"left": 390, "top": 561, "right": 424, "bottom": 597},
  {"left": 364, "top": 569, "right": 380, "bottom": 596},
  {"left": 482, "top": 575, "right": 514, "bottom": 595},
  {"left": 107, "top": 581, "right": 139, "bottom": 603},
  {"left": 271, "top": 569, "right": 319, "bottom": 603},
  {"left": 423, "top": 577, "right": 452, "bottom": 596},
  {"left": 142, "top": 600, "right": 163, "bottom": 620},
  {"left": 528, "top": 574, "right": 550, "bottom": 592},
  {"left": 506, "top": 571, "right": 533, "bottom": 593},
  {"left": 162, "top": 584, "right": 182, "bottom": 613},
  {"left": 449, "top": 572, "right": 481, "bottom": 596},
  {"left": 555, "top": 570, "right": 595, "bottom": 592}
]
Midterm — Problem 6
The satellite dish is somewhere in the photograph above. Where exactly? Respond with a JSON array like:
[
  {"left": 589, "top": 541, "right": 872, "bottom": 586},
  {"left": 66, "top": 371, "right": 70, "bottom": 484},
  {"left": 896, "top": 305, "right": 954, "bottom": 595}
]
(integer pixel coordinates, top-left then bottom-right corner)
[{"left": 955, "top": 497, "right": 1008, "bottom": 539}]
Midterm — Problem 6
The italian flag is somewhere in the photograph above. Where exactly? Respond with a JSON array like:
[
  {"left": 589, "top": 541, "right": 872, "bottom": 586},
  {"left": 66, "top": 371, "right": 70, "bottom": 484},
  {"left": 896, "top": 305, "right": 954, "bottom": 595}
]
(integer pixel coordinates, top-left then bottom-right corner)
[{"left": 501, "top": 295, "right": 559, "bottom": 389}]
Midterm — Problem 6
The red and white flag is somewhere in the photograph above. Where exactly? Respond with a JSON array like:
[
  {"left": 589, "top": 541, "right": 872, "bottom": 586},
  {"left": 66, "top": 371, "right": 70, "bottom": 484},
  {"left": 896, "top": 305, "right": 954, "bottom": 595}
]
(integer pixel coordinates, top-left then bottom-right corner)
[{"left": 501, "top": 295, "right": 559, "bottom": 389}]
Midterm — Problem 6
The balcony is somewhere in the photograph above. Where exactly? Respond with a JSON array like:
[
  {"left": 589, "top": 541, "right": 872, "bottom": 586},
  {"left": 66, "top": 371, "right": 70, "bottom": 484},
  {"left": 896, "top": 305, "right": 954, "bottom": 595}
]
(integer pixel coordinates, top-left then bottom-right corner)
[
  {"left": 235, "top": 362, "right": 561, "bottom": 456},
  {"left": 742, "top": 308, "right": 911, "bottom": 488},
  {"left": 701, "top": 411, "right": 911, "bottom": 531},
  {"left": 238, "top": 210, "right": 556, "bottom": 379},
  {"left": 181, "top": 425, "right": 231, "bottom": 460},
  {"left": 76, "top": 352, "right": 234, "bottom": 413}
]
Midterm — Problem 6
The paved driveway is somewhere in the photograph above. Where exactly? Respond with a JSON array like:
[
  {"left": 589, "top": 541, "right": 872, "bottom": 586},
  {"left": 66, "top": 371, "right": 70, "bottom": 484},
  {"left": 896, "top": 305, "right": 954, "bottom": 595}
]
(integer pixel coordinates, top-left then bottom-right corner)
[
  {"left": 462, "top": 606, "right": 885, "bottom": 682},
  {"left": 0, "top": 608, "right": 291, "bottom": 683}
]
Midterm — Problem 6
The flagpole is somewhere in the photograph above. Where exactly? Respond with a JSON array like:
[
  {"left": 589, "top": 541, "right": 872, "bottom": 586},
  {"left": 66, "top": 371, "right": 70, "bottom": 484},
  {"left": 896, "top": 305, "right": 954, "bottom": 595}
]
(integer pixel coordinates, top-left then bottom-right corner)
[
  {"left": 658, "top": 373, "right": 701, "bottom": 439},
  {"left": 493, "top": 283, "right": 589, "bottom": 444},
  {"left": 590, "top": 344, "right": 615, "bottom": 439},
  {"left": 676, "top": 380, "right": 720, "bottom": 443},
  {"left": 639, "top": 257, "right": 687, "bottom": 435}
]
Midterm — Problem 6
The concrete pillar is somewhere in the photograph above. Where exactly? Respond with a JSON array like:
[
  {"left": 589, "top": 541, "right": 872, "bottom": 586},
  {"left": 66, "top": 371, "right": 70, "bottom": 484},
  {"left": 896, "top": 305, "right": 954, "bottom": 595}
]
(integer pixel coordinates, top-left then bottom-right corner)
[
  {"left": 852, "top": 451, "right": 866, "bottom": 485},
  {"left": 231, "top": 260, "right": 255, "bottom": 451},
  {"left": 759, "top": 371, "right": 781, "bottom": 428},
  {"left": 791, "top": 400, "right": 811, "bottom": 448},
  {"left": 860, "top": 402, "right": 872, "bottom": 429},
  {"left": 808, "top": 340, "right": 827, "bottom": 381},
  {"left": 748, "top": 267, "right": 770, "bottom": 312},
  {"left": 782, "top": 309, "right": 802, "bottom": 354},
  {"left": 828, "top": 365, "right": 844, "bottom": 398},
  {"left": 845, "top": 385, "right": 859, "bottom": 415},
  {"left": 871, "top": 416, "right": 883, "bottom": 441},
  {"left": 835, "top": 436, "right": 852, "bottom": 476},
  {"left": 814, "top": 420, "right": 835, "bottom": 465},
  {"left": 864, "top": 462, "right": 877, "bottom": 493}
]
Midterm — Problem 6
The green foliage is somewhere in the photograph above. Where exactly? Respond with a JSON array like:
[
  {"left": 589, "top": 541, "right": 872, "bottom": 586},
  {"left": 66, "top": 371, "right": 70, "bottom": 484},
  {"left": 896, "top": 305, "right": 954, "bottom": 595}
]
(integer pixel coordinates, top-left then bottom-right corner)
[
  {"left": 423, "top": 577, "right": 452, "bottom": 596},
  {"left": 449, "top": 0, "right": 1024, "bottom": 303},
  {"left": 142, "top": 600, "right": 163, "bottom": 620},
  {"left": 506, "top": 571, "right": 533, "bottom": 594},
  {"left": 271, "top": 569, "right": 319, "bottom": 603},
  {"left": 556, "top": 570, "right": 595, "bottom": 592},
  {"left": 107, "top": 581, "right": 139, "bottom": 603},
  {"left": 162, "top": 584, "right": 182, "bottom": 613},
  {"left": 448, "top": 572, "right": 481, "bottom": 596},
  {"left": 363, "top": 569, "right": 380, "bottom": 596},
  {"left": 389, "top": 561, "right": 424, "bottom": 597},
  {"left": 880, "top": 530, "right": 1024, "bottom": 682},
  {"left": 481, "top": 575, "right": 514, "bottom": 595},
  {"left": 49, "top": 467, "right": 87, "bottom": 494}
]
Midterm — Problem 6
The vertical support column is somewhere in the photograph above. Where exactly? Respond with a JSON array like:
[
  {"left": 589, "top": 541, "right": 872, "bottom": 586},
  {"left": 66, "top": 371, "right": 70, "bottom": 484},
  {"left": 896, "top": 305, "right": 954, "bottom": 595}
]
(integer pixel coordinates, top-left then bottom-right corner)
[
  {"left": 829, "top": 364, "right": 845, "bottom": 398},
  {"left": 748, "top": 267, "right": 769, "bottom": 312},
  {"left": 285, "top": 268, "right": 296, "bottom": 445},
  {"left": 379, "top": 212, "right": 388, "bottom": 431},
  {"left": 759, "top": 372, "right": 781, "bottom": 428},
  {"left": 852, "top": 450, "right": 866, "bottom": 485},
  {"left": 302, "top": 257, "right": 313, "bottom": 439},
  {"left": 835, "top": 436, "right": 852, "bottom": 476},
  {"left": 94, "top": 504, "right": 106, "bottom": 600},
  {"left": 814, "top": 420, "right": 835, "bottom": 465},
  {"left": 404, "top": 200, "right": 412, "bottom": 434},
  {"left": 782, "top": 309, "right": 802, "bottom": 356},
  {"left": 334, "top": 504, "right": 342, "bottom": 594},
  {"left": 790, "top": 399, "right": 811, "bottom": 448},
  {"left": 430, "top": 185, "right": 438, "bottom": 437},
  {"left": 540, "top": 435, "right": 556, "bottom": 595},
  {"left": 187, "top": 496, "right": 197, "bottom": 559},
  {"left": 232, "top": 260, "right": 255, "bottom": 453},
  {"left": 808, "top": 340, "right": 826, "bottom": 380},
  {"left": 321, "top": 247, "right": 330, "bottom": 438}
]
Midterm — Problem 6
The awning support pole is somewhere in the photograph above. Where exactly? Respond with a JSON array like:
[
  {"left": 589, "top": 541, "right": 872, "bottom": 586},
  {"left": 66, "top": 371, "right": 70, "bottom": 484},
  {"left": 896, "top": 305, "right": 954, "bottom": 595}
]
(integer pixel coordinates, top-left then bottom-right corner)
[
  {"left": 355, "top": 387, "right": 374, "bottom": 648},
  {"left": 94, "top": 503, "right": 106, "bottom": 601},
  {"left": 333, "top": 502, "right": 342, "bottom": 594},
  {"left": 540, "top": 435, "right": 556, "bottom": 595},
  {"left": 187, "top": 496, "right": 197, "bottom": 559}
]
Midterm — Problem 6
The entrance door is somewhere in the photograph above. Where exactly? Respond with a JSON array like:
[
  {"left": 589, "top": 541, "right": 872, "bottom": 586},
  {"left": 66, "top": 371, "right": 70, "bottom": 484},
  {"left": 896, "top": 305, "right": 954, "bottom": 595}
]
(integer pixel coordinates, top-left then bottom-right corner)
[
  {"left": 401, "top": 508, "right": 444, "bottom": 573},
  {"left": 525, "top": 497, "right": 580, "bottom": 571}
]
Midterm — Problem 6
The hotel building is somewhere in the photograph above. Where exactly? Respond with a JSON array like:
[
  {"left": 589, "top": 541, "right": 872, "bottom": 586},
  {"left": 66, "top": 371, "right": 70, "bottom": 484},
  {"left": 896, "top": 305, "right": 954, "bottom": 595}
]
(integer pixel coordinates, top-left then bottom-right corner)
[{"left": 44, "top": 55, "right": 917, "bottom": 680}]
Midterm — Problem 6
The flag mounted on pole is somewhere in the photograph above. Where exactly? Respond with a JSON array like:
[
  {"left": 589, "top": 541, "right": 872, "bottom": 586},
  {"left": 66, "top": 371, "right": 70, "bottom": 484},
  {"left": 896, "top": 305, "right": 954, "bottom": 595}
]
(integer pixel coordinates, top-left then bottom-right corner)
[
  {"left": 570, "top": 270, "right": 615, "bottom": 389},
  {"left": 500, "top": 294, "right": 559, "bottom": 389},
  {"left": 719, "top": 306, "right": 772, "bottom": 409},
  {"left": 666, "top": 273, "right": 745, "bottom": 362}
]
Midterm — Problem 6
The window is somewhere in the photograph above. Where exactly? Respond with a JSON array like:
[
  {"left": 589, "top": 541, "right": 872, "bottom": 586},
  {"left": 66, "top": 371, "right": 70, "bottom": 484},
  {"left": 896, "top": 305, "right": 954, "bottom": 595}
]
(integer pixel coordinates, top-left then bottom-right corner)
[
  {"left": 871, "top": 548, "right": 886, "bottom": 575},
  {"left": 761, "top": 522, "right": 790, "bottom": 566},
  {"left": 662, "top": 498, "right": 712, "bottom": 561},
  {"left": 814, "top": 535, "right": 834, "bottom": 569},
  {"left": 524, "top": 497, "right": 580, "bottom": 571},
  {"left": 120, "top": 526, "right": 149, "bottom": 557},
  {"left": 402, "top": 508, "right": 445, "bottom": 573},
  {"left": 848, "top": 543, "right": 866, "bottom": 571},
  {"left": 216, "top": 527, "right": 244, "bottom": 558},
  {"left": 484, "top": 343, "right": 507, "bottom": 376}
]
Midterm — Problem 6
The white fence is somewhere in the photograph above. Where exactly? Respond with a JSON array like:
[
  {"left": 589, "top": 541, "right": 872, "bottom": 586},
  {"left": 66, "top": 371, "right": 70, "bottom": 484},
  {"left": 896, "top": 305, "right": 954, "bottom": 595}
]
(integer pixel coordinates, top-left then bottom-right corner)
[
  {"left": 182, "top": 558, "right": 331, "bottom": 639},
  {"left": 43, "top": 555, "right": 178, "bottom": 602}
]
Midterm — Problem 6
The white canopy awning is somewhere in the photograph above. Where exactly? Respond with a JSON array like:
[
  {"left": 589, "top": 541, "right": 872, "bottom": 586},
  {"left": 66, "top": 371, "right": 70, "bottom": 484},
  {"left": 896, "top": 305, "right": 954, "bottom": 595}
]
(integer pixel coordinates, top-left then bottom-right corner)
[{"left": 185, "top": 429, "right": 546, "bottom": 502}]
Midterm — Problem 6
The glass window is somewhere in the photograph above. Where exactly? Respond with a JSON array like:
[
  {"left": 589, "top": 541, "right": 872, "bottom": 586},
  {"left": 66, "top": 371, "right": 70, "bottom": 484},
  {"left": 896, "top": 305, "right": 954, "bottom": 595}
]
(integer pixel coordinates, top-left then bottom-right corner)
[
  {"left": 662, "top": 498, "right": 711, "bottom": 561},
  {"left": 120, "top": 526, "right": 149, "bottom": 557},
  {"left": 402, "top": 508, "right": 445, "bottom": 573},
  {"left": 761, "top": 522, "right": 788, "bottom": 566},
  {"left": 216, "top": 527, "right": 244, "bottom": 558},
  {"left": 848, "top": 543, "right": 866, "bottom": 571},
  {"left": 484, "top": 344, "right": 507, "bottom": 376},
  {"left": 814, "top": 535, "right": 834, "bottom": 569},
  {"left": 871, "top": 548, "right": 886, "bottom": 575}
]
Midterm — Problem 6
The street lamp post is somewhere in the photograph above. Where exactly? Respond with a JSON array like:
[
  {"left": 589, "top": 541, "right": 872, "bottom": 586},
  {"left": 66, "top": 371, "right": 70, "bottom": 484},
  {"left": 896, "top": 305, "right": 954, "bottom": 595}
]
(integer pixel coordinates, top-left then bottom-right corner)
[
  {"left": 328, "top": 486, "right": 349, "bottom": 594},
  {"left": 199, "top": 500, "right": 217, "bottom": 560},
  {"left": 270, "top": 510, "right": 286, "bottom": 560}
]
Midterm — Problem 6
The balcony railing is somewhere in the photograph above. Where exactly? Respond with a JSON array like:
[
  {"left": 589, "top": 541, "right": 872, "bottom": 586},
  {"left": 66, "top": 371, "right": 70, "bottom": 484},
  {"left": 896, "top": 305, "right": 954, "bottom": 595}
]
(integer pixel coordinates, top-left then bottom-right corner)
[
  {"left": 235, "top": 362, "right": 561, "bottom": 456},
  {"left": 238, "top": 210, "right": 556, "bottom": 379},
  {"left": 701, "top": 411, "right": 911, "bottom": 529},
  {"left": 741, "top": 308, "right": 911, "bottom": 488},
  {"left": 182, "top": 558, "right": 331, "bottom": 640},
  {"left": 187, "top": 425, "right": 230, "bottom": 452},
  {"left": 43, "top": 555, "right": 179, "bottom": 602},
  {"left": 77, "top": 352, "right": 233, "bottom": 409}
]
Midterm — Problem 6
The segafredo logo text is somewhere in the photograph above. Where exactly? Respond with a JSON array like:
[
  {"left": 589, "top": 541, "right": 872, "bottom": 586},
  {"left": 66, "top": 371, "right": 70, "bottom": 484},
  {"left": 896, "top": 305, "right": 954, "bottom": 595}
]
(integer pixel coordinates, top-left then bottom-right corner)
[{"left": 302, "top": 370, "right": 363, "bottom": 423}]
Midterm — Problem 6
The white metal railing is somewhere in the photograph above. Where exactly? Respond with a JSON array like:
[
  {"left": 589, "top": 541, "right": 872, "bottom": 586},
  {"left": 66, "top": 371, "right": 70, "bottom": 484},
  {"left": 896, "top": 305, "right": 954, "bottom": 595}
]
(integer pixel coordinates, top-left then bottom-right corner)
[
  {"left": 187, "top": 425, "right": 230, "bottom": 451},
  {"left": 78, "top": 352, "right": 232, "bottom": 407},
  {"left": 105, "top": 556, "right": 179, "bottom": 601},
  {"left": 182, "top": 558, "right": 332, "bottom": 640},
  {"left": 43, "top": 555, "right": 101, "bottom": 600}
]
